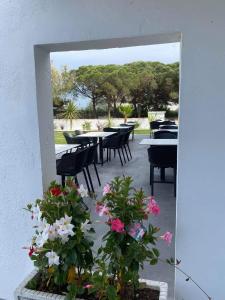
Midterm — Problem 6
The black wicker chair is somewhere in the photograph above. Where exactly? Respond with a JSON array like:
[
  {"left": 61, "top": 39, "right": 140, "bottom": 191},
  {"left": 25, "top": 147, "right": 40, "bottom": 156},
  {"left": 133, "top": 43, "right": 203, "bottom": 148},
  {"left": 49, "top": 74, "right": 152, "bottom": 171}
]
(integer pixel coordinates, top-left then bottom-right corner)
[
  {"left": 56, "top": 148, "right": 91, "bottom": 193},
  {"left": 102, "top": 135, "right": 125, "bottom": 166},
  {"left": 83, "top": 144, "right": 101, "bottom": 193},
  {"left": 154, "top": 130, "right": 177, "bottom": 139},
  {"left": 147, "top": 146, "right": 177, "bottom": 196},
  {"left": 63, "top": 132, "right": 91, "bottom": 147}
]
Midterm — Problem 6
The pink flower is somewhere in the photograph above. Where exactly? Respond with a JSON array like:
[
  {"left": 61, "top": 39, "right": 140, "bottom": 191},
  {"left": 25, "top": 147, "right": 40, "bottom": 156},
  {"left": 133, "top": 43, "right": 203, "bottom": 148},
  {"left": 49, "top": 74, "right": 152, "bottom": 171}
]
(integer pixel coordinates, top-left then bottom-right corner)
[
  {"left": 111, "top": 218, "right": 125, "bottom": 233},
  {"left": 84, "top": 284, "right": 94, "bottom": 289},
  {"left": 103, "top": 184, "right": 111, "bottom": 196},
  {"left": 28, "top": 246, "right": 36, "bottom": 257},
  {"left": 160, "top": 231, "right": 173, "bottom": 245},
  {"left": 95, "top": 203, "right": 109, "bottom": 216},
  {"left": 147, "top": 197, "right": 160, "bottom": 216}
]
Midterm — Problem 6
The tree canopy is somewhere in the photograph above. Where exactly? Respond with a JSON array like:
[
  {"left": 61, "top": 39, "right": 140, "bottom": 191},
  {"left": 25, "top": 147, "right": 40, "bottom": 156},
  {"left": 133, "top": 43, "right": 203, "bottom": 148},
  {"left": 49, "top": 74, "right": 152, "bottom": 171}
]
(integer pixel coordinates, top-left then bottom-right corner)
[{"left": 51, "top": 61, "right": 179, "bottom": 118}]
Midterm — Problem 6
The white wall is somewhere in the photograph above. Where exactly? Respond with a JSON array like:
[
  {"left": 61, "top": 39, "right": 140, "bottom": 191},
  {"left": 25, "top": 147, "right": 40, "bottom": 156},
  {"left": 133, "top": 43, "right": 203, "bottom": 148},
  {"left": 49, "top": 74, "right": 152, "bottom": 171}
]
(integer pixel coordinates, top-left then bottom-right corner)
[
  {"left": 1, "top": 1, "right": 225, "bottom": 299},
  {"left": 53, "top": 118, "right": 151, "bottom": 131}
]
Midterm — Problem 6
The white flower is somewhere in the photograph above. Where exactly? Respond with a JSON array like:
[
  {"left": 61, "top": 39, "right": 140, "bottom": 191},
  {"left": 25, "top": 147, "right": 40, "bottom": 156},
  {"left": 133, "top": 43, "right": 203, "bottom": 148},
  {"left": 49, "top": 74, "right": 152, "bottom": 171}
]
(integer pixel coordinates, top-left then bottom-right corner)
[
  {"left": 48, "top": 224, "right": 58, "bottom": 241},
  {"left": 36, "top": 218, "right": 48, "bottom": 233},
  {"left": 55, "top": 214, "right": 74, "bottom": 242},
  {"left": 78, "top": 184, "right": 88, "bottom": 198},
  {"left": 45, "top": 251, "right": 60, "bottom": 266},
  {"left": 32, "top": 205, "right": 42, "bottom": 221},
  {"left": 35, "top": 229, "right": 49, "bottom": 248},
  {"left": 81, "top": 219, "right": 91, "bottom": 230}
]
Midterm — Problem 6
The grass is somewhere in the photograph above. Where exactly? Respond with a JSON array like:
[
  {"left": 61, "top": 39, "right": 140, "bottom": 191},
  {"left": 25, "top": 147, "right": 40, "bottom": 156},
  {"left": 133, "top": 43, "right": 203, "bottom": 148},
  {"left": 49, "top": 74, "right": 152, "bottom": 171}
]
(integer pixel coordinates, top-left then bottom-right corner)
[{"left": 54, "top": 129, "right": 150, "bottom": 144}]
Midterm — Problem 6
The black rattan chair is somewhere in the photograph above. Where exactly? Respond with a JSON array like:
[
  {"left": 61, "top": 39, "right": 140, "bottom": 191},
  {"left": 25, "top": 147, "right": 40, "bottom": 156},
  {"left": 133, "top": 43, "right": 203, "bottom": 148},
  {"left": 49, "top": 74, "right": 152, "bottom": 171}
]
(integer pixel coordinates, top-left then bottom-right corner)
[
  {"left": 160, "top": 120, "right": 176, "bottom": 126},
  {"left": 63, "top": 132, "right": 91, "bottom": 147},
  {"left": 150, "top": 121, "right": 161, "bottom": 130},
  {"left": 154, "top": 130, "right": 177, "bottom": 139},
  {"left": 56, "top": 148, "right": 91, "bottom": 193},
  {"left": 83, "top": 144, "right": 101, "bottom": 193},
  {"left": 160, "top": 125, "right": 178, "bottom": 130},
  {"left": 147, "top": 146, "right": 177, "bottom": 196},
  {"left": 102, "top": 135, "right": 125, "bottom": 166}
]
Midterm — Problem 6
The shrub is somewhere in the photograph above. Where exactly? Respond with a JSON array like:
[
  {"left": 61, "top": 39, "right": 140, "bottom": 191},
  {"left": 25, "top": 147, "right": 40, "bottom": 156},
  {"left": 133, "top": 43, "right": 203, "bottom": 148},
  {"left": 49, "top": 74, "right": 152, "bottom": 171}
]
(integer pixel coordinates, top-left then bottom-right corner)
[
  {"left": 24, "top": 181, "right": 94, "bottom": 300},
  {"left": 165, "top": 109, "right": 178, "bottom": 120},
  {"left": 90, "top": 177, "right": 172, "bottom": 299},
  {"left": 82, "top": 121, "right": 92, "bottom": 131}
]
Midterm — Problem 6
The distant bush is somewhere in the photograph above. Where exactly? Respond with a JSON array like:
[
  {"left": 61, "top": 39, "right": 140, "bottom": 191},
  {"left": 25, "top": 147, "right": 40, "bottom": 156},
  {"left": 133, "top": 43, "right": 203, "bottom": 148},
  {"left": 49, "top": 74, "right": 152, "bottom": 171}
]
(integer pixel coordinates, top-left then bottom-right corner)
[
  {"left": 82, "top": 121, "right": 92, "bottom": 131},
  {"left": 165, "top": 109, "right": 178, "bottom": 119},
  {"left": 78, "top": 107, "right": 107, "bottom": 118}
]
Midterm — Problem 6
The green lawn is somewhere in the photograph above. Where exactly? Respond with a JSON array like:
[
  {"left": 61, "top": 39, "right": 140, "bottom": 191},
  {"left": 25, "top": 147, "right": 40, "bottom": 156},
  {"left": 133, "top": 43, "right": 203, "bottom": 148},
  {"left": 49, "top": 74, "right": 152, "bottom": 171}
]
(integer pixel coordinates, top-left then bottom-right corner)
[{"left": 54, "top": 130, "right": 150, "bottom": 144}]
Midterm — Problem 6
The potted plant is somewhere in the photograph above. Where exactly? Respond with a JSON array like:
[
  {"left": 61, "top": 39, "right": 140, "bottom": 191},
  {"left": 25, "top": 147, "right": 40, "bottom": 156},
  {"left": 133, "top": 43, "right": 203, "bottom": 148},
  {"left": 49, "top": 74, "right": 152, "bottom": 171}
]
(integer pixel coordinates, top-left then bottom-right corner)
[
  {"left": 88, "top": 176, "right": 171, "bottom": 300},
  {"left": 119, "top": 103, "right": 134, "bottom": 123},
  {"left": 15, "top": 180, "right": 95, "bottom": 300},
  {"left": 15, "top": 177, "right": 171, "bottom": 300}
]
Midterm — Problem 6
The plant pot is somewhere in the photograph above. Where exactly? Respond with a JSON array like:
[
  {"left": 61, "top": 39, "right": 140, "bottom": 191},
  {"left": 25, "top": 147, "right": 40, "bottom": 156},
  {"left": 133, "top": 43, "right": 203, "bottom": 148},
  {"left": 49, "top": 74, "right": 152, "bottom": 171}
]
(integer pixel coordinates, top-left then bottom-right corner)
[{"left": 15, "top": 271, "right": 168, "bottom": 300}]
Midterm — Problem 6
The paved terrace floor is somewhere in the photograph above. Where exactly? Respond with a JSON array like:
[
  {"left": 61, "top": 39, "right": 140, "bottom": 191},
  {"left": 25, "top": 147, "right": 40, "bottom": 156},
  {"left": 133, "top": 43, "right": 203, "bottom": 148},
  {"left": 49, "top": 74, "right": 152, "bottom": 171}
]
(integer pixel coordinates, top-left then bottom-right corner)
[{"left": 59, "top": 134, "right": 176, "bottom": 299}]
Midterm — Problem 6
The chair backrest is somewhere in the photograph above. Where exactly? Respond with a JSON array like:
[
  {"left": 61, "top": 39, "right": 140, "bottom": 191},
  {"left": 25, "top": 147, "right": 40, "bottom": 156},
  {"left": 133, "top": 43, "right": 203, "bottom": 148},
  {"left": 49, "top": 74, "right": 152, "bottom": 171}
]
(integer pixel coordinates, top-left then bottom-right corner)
[
  {"left": 57, "top": 148, "right": 88, "bottom": 175},
  {"left": 154, "top": 130, "right": 177, "bottom": 139},
  {"left": 150, "top": 121, "right": 161, "bottom": 130},
  {"left": 160, "top": 125, "right": 178, "bottom": 130},
  {"left": 103, "top": 134, "right": 123, "bottom": 148},
  {"left": 85, "top": 144, "right": 98, "bottom": 165},
  {"left": 74, "top": 130, "right": 82, "bottom": 135},
  {"left": 119, "top": 123, "right": 130, "bottom": 127},
  {"left": 120, "top": 131, "right": 131, "bottom": 145},
  {"left": 160, "top": 120, "right": 176, "bottom": 126},
  {"left": 63, "top": 132, "right": 77, "bottom": 144},
  {"left": 147, "top": 146, "right": 177, "bottom": 168},
  {"left": 104, "top": 127, "right": 119, "bottom": 132}
]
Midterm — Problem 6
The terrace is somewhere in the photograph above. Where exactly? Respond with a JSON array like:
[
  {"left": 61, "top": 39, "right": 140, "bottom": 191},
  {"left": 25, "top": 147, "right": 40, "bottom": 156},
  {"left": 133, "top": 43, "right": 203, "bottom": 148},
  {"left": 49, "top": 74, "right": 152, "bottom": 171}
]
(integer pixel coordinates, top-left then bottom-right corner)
[{"left": 1, "top": 1, "right": 225, "bottom": 299}]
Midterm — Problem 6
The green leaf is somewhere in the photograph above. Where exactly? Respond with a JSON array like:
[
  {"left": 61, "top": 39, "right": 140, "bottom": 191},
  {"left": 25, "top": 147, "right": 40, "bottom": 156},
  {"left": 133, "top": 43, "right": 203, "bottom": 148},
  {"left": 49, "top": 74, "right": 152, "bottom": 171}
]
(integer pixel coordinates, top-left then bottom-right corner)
[
  {"left": 150, "top": 258, "right": 158, "bottom": 265},
  {"left": 106, "top": 285, "right": 117, "bottom": 300},
  {"left": 152, "top": 248, "right": 160, "bottom": 257}
]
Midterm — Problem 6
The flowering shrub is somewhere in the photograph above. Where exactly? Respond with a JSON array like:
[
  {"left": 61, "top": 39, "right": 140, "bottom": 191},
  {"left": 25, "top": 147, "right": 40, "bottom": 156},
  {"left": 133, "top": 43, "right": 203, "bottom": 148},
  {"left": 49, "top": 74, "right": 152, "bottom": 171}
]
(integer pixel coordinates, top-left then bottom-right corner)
[
  {"left": 25, "top": 180, "right": 94, "bottom": 300},
  {"left": 92, "top": 176, "right": 172, "bottom": 299}
]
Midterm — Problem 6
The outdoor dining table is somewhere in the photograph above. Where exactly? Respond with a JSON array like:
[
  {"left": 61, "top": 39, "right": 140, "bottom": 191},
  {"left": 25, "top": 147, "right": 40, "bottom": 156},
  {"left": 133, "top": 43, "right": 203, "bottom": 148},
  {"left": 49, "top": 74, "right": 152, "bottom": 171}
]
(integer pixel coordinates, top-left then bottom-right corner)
[
  {"left": 139, "top": 138, "right": 178, "bottom": 146},
  {"left": 55, "top": 144, "right": 80, "bottom": 155},
  {"left": 76, "top": 131, "right": 117, "bottom": 165}
]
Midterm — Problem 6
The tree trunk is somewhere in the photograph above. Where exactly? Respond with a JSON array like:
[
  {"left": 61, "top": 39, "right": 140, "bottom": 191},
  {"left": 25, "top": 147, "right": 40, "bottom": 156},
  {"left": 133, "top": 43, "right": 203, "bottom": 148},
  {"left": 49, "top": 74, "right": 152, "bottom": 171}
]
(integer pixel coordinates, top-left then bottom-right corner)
[
  {"left": 108, "top": 102, "right": 111, "bottom": 120},
  {"left": 92, "top": 98, "right": 97, "bottom": 118},
  {"left": 113, "top": 98, "right": 117, "bottom": 115}
]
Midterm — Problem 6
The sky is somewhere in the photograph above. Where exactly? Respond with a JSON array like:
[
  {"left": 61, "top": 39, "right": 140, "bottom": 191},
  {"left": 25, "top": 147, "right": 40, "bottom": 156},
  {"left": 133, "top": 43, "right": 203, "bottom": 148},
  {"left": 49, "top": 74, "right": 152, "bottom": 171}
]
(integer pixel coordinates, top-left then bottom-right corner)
[
  {"left": 50, "top": 42, "right": 180, "bottom": 70},
  {"left": 50, "top": 42, "right": 180, "bottom": 107}
]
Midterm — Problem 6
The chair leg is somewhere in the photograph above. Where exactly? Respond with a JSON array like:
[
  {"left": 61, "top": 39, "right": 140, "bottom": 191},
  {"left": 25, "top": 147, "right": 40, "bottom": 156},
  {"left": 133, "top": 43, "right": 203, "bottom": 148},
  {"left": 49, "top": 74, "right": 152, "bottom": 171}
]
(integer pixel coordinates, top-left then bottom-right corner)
[
  {"left": 61, "top": 175, "right": 65, "bottom": 187},
  {"left": 121, "top": 147, "right": 126, "bottom": 163},
  {"left": 124, "top": 145, "right": 130, "bottom": 161},
  {"left": 82, "top": 169, "right": 91, "bottom": 194},
  {"left": 150, "top": 165, "right": 154, "bottom": 196},
  {"left": 127, "top": 143, "right": 132, "bottom": 159},
  {"left": 174, "top": 167, "right": 177, "bottom": 197},
  {"left": 109, "top": 149, "right": 111, "bottom": 161},
  {"left": 106, "top": 148, "right": 109, "bottom": 162},
  {"left": 114, "top": 149, "right": 116, "bottom": 158},
  {"left": 74, "top": 176, "right": 79, "bottom": 186},
  {"left": 117, "top": 149, "right": 123, "bottom": 166},
  {"left": 160, "top": 168, "right": 165, "bottom": 181},
  {"left": 93, "top": 162, "right": 101, "bottom": 186},
  {"left": 86, "top": 166, "right": 95, "bottom": 193}
]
